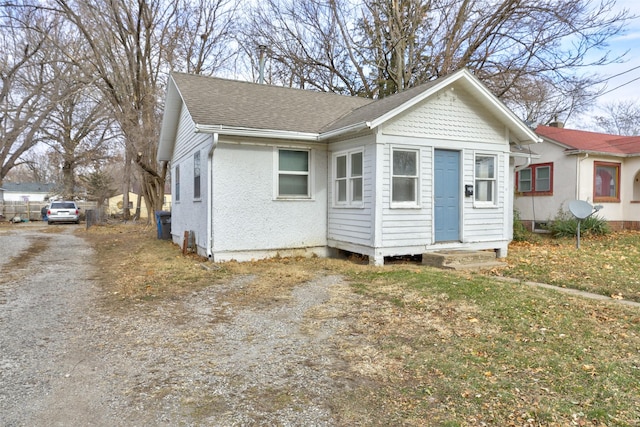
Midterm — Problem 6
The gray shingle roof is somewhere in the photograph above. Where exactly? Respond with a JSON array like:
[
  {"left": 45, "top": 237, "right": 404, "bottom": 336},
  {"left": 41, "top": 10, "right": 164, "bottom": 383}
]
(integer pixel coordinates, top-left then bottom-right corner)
[
  {"left": 171, "top": 73, "right": 373, "bottom": 134},
  {"left": 320, "top": 79, "right": 442, "bottom": 132},
  {"left": 1, "top": 182, "right": 55, "bottom": 193}
]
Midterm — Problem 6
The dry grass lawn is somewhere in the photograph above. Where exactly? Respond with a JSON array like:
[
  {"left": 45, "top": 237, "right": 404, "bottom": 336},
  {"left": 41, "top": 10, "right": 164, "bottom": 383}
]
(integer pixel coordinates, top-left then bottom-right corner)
[{"left": 82, "top": 223, "right": 640, "bottom": 426}]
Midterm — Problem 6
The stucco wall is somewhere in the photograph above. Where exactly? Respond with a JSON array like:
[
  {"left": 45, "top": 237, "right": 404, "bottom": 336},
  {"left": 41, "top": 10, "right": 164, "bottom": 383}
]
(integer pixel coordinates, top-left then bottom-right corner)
[
  {"left": 514, "top": 141, "right": 577, "bottom": 225},
  {"left": 211, "top": 141, "right": 328, "bottom": 260},
  {"left": 514, "top": 141, "right": 640, "bottom": 227}
]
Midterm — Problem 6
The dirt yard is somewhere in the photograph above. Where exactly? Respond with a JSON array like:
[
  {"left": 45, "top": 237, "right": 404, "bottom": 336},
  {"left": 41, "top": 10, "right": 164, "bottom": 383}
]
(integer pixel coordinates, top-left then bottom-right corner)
[{"left": 0, "top": 223, "right": 382, "bottom": 426}]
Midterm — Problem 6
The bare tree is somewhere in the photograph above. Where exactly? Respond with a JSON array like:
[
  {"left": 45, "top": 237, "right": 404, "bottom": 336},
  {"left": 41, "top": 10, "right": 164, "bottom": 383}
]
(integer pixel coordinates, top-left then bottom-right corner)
[
  {"left": 243, "top": 0, "right": 373, "bottom": 95},
  {"left": 0, "top": 4, "right": 60, "bottom": 195},
  {"left": 37, "top": 27, "right": 119, "bottom": 199},
  {"left": 52, "top": 0, "right": 237, "bottom": 222},
  {"left": 245, "top": 0, "right": 630, "bottom": 122},
  {"left": 594, "top": 100, "right": 640, "bottom": 136}
]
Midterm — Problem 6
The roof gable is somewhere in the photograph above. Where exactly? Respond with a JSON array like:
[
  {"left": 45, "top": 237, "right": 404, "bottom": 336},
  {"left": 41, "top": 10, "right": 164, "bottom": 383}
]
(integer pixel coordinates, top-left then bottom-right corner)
[{"left": 536, "top": 125, "right": 640, "bottom": 156}]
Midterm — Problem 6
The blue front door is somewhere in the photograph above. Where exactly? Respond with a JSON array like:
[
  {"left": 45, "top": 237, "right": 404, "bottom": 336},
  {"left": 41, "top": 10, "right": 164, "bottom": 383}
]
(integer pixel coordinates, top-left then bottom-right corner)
[{"left": 434, "top": 149, "right": 460, "bottom": 242}]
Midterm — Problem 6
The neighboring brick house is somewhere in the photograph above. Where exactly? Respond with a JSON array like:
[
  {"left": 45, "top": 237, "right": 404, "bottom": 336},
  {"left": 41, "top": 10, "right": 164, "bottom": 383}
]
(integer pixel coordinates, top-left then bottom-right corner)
[{"left": 514, "top": 123, "right": 640, "bottom": 231}]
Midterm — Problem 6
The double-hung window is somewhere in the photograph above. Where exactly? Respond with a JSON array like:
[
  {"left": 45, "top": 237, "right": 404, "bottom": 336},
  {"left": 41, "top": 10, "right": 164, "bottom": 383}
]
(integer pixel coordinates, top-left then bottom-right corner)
[
  {"left": 391, "top": 149, "right": 418, "bottom": 205},
  {"left": 594, "top": 161, "right": 620, "bottom": 202},
  {"left": 335, "top": 150, "right": 363, "bottom": 206},
  {"left": 194, "top": 151, "right": 201, "bottom": 199},
  {"left": 474, "top": 154, "right": 496, "bottom": 204},
  {"left": 517, "top": 162, "right": 553, "bottom": 195},
  {"left": 175, "top": 165, "right": 180, "bottom": 202},
  {"left": 278, "top": 149, "right": 310, "bottom": 198}
]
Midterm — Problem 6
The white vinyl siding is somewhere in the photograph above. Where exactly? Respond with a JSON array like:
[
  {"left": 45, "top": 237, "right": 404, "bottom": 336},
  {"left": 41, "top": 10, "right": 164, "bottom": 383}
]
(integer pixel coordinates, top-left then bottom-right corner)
[
  {"left": 382, "top": 83, "right": 505, "bottom": 144},
  {"left": 464, "top": 151, "right": 508, "bottom": 241},
  {"left": 380, "top": 143, "right": 432, "bottom": 247},
  {"left": 327, "top": 138, "right": 374, "bottom": 247},
  {"left": 333, "top": 149, "right": 364, "bottom": 206}
]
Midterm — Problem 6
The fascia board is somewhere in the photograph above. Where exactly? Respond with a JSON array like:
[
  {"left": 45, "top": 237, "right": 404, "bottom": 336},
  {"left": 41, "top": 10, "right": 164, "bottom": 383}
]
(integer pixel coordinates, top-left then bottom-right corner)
[
  {"left": 195, "top": 124, "right": 320, "bottom": 141},
  {"left": 157, "top": 77, "right": 182, "bottom": 161},
  {"left": 318, "top": 122, "right": 371, "bottom": 140}
]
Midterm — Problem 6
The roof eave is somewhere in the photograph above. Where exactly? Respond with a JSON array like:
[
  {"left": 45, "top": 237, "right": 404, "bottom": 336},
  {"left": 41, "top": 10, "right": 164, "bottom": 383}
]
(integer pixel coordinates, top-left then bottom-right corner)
[
  {"left": 195, "top": 124, "right": 320, "bottom": 141},
  {"left": 157, "top": 76, "right": 182, "bottom": 162},
  {"left": 318, "top": 121, "right": 371, "bottom": 141},
  {"left": 564, "top": 149, "right": 640, "bottom": 158}
]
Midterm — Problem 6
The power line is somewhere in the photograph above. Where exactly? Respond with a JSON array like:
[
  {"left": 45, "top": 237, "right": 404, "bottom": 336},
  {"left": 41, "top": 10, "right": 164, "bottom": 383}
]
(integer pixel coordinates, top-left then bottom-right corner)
[
  {"left": 598, "top": 64, "right": 640, "bottom": 83},
  {"left": 599, "top": 74, "right": 640, "bottom": 96}
]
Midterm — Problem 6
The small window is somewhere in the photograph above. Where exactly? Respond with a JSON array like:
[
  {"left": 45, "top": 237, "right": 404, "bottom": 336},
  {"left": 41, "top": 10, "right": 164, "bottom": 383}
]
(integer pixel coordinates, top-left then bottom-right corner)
[
  {"left": 175, "top": 165, "right": 180, "bottom": 202},
  {"left": 392, "top": 149, "right": 418, "bottom": 204},
  {"left": 194, "top": 151, "right": 201, "bottom": 199},
  {"left": 278, "top": 149, "right": 310, "bottom": 198},
  {"left": 594, "top": 161, "right": 620, "bottom": 202},
  {"left": 334, "top": 150, "right": 363, "bottom": 206},
  {"left": 517, "top": 163, "right": 553, "bottom": 195},
  {"left": 475, "top": 154, "right": 496, "bottom": 204}
]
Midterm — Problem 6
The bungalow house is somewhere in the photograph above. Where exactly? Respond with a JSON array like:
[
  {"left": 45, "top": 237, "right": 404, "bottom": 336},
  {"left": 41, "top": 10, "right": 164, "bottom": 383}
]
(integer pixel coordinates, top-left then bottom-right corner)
[
  {"left": 108, "top": 192, "right": 172, "bottom": 218},
  {"left": 157, "top": 68, "right": 540, "bottom": 265},
  {"left": 514, "top": 123, "right": 640, "bottom": 231},
  {"left": 0, "top": 182, "right": 56, "bottom": 202}
]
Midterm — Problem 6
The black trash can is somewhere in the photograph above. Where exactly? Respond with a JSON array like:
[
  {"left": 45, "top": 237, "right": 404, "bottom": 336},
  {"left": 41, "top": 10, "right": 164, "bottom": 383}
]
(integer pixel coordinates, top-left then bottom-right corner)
[{"left": 155, "top": 211, "right": 172, "bottom": 240}]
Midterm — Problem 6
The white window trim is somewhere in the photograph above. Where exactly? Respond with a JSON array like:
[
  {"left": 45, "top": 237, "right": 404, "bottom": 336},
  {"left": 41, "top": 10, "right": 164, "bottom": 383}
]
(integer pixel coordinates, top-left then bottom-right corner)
[
  {"left": 473, "top": 152, "right": 497, "bottom": 208},
  {"left": 390, "top": 147, "right": 420, "bottom": 209},
  {"left": 333, "top": 148, "right": 364, "bottom": 208},
  {"left": 274, "top": 147, "right": 314, "bottom": 200}
]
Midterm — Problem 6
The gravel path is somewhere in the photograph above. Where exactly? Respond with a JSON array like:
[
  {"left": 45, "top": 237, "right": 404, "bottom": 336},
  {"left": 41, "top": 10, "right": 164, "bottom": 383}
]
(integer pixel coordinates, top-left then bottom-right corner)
[{"left": 0, "top": 224, "right": 359, "bottom": 426}]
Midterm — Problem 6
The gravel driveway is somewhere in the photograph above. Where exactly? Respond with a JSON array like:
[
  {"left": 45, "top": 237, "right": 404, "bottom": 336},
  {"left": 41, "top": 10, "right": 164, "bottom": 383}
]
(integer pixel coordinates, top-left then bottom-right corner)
[{"left": 0, "top": 223, "right": 363, "bottom": 426}]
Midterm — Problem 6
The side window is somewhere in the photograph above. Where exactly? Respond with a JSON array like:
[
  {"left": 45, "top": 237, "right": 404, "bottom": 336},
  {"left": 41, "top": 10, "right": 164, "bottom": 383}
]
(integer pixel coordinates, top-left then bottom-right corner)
[
  {"left": 475, "top": 154, "right": 496, "bottom": 204},
  {"left": 194, "top": 151, "right": 201, "bottom": 199},
  {"left": 517, "top": 163, "right": 553, "bottom": 195},
  {"left": 175, "top": 165, "right": 180, "bottom": 202},
  {"left": 278, "top": 149, "right": 310, "bottom": 198},
  {"left": 391, "top": 149, "right": 418, "bottom": 205},
  {"left": 334, "top": 150, "right": 363, "bottom": 206},
  {"left": 594, "top": 161, "right": 620, "bottom": 202}
]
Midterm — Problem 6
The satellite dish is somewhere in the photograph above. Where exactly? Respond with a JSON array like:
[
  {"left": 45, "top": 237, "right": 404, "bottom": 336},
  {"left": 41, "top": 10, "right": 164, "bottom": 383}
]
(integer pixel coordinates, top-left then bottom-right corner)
[
  {"left": 568, "top": 200, "right": 595, "bottom": 219},
  {"left": 567, "top": 200, "right": 603, "bottom": 249}
]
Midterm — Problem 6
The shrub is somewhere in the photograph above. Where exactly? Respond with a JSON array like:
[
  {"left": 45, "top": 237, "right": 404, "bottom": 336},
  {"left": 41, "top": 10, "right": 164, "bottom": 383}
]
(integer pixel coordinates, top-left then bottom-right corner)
[
  {"left": 512, "top": 209, "right": 529, "bottom": 242},
  {"left": 548, "top": 208, "right": 610, "bottom": 238}
]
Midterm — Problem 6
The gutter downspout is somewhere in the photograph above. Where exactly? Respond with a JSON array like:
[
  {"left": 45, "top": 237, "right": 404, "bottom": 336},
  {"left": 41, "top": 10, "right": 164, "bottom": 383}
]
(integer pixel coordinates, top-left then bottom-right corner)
[
  {"left": 514, "top": 155, "right": 532, "bottom": 172},
  {"left": 207, "top": 133, "right": 218, "bottom": 258},
  {"left": 578, "top": 153, "right": 589, "bottom": 199}
]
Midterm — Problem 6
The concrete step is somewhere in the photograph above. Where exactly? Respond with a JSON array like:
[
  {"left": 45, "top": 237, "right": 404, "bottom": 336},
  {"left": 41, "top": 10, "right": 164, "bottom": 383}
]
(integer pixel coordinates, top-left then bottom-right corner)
[{"left": 422, "top": 250, "right": 507, "bottom": 271}]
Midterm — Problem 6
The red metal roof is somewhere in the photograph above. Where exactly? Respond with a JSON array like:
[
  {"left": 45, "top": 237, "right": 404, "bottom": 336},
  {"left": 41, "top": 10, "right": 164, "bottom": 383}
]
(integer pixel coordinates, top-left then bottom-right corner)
[{"left": 535, "top": 125, "right": 640, "bottom": 155}]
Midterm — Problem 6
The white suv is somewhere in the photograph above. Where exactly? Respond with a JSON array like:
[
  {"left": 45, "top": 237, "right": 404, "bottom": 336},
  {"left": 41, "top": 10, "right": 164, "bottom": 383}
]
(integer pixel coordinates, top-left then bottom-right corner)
[{"left": 47, "top": 201, "right": 80, "bottom": 224}]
